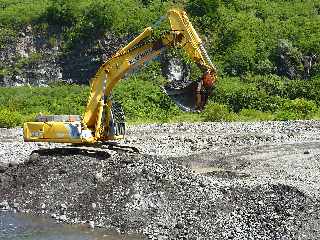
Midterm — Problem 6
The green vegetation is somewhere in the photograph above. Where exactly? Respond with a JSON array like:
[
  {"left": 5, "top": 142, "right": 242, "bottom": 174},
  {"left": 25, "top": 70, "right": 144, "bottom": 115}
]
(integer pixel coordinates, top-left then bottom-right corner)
[
  {"left": 0, "top": 84, "right": 88, "bottom": 127},
  {"left": 2, "top": 0, "right": 318, "bottom": 74},
  {"left": 0, "top": 108, "right": 23, "bottom": 128},
  {"left": 0, "top": 0, "right": 49, "bottom": 26},
  {"left": 0, "top": 74, "right": 319, "bottom": 127},
  {"left": 0, "top": 0, "right": 319, "bottom": 127}
]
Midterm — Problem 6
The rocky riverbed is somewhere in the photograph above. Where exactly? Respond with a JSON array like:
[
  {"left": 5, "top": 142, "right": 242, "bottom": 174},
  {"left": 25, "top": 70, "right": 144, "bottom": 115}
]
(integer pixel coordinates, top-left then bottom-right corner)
[{"left": 1, "top": 121, "right": 320, "bottom": 239}]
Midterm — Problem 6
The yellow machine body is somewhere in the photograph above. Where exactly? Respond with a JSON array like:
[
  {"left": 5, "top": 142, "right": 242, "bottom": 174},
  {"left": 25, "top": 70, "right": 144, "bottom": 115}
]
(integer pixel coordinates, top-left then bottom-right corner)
[
  {"left": 24, "top": 122, "right": 82, "bottom": 143},
  {"left": 23, "top": 9, "right": 217, "bottom": 145}
]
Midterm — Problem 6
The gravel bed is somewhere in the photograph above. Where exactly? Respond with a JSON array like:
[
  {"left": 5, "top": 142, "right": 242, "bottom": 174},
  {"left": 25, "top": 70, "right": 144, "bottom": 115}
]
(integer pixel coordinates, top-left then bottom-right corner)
[
  {"left": 1, "top": 121, "right": 320, "bottom": 239},
  {"left": 1, "top": 120, "right": 320, "bottom": 162}
]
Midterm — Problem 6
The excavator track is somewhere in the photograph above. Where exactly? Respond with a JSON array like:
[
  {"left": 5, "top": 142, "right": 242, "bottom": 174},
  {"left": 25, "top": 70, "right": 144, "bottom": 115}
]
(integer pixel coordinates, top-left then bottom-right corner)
[
  {"left": 69, "top": 142, "right": 140, "bottom": 154},
  {"left": 32, "top": 143, "right": 139, "bottom": 161}
]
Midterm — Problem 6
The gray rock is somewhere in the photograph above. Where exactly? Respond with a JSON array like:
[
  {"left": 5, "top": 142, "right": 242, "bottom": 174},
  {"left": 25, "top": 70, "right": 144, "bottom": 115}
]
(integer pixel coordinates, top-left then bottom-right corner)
[
  {"left": 60, "top": 203, "right": 67, "bottom": 210},
  {"left": 0, "top": 162, "right": 8, "bottom": 173},
  {"left": 88, "top": 220, "right": 95, "bottom": 229},
  {"left": 0, "top": 200, "right": 9, "bottom": 210},
  {"left": 28, "top": 152, "right": 40, "bottom": 163},
  {"left": 58, "top": 215, "right": 67, "bottom": 222}
]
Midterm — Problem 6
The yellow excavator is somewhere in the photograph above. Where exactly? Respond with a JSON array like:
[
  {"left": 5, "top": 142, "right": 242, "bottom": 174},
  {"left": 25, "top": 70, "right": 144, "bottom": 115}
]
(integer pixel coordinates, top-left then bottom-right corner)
[{"left": 23, "top": 9, "right": 217, "bottom": 144}]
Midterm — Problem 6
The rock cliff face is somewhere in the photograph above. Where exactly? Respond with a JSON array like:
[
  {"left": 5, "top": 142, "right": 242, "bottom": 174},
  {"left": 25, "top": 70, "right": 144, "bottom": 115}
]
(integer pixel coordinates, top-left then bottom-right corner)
[
  {"left": 0, "top": 26, "right": 191, "bottom": 87},
  {"left": 0, "top": 26, "right": 129, "bottom": 86},
  {"left": 1, "top": 26, "right": 61, "bottom": 86}
]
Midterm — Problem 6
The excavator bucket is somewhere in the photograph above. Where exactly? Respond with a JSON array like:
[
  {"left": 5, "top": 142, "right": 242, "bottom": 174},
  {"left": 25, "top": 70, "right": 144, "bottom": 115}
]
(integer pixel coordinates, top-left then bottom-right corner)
[
  {"left": 164, "top": 71, "right": 214, "bottom": 112},
  {"left": 164, "top": 81, "right": 199, "bottom": 112}
]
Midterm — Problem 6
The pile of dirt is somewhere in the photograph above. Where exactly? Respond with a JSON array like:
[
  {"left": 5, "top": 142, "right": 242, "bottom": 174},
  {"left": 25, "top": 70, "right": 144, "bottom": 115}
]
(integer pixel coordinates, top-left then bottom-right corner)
[{"left": 1, "top": 146, "right": 319, "bottom": 239}]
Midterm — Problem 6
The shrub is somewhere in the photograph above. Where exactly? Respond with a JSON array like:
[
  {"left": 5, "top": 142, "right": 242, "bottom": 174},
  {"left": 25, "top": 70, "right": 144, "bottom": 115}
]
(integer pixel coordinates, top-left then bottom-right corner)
[
  {"left": 243, "top": 74, "right": 285, "bottom": 96},
  {"left": 0, "top": 85, "right": 88, "bottom": 116},
  {"left": 212, "top": 77, "right": 272, "bottom": 112},
  {"left": 312, "top": 110, "right": 320, "bottom": 120},
  {"left": 274, "top": 111, "right": 298, "bottom": 121},
  {"left": 285, "top": 78, "right": 320, "bottom": 105},
  {"left": 224, "top": 46, "right": 255, "bottom": 76},
  {"left": 254, "top": 59, "right": 275, "bottom": 75},
  {"left": 66, "top": 0, "right": 113, "bottom": 43},
  {"left": 0, "top": 0, "right": 49, "bottom": 26},
  {"left": 201, "top": 102, "right": 234, "bottom": 122},
  {"left": 186, "top": 0, "right": 219, "bottom": 17},
  {"left": 275, "top": 98, "right": 318, "bottom": 120},
  {"left": 169, "top": 112, "right": 202, "bottom": 123},
  {"left": 44, "top": 0, "right": 77, "bottom": 26},
  {"left": 0, "top": 108, "right": 22, "bottom": 128},
  {"left": 113, "top": 75, "right": 180, "bottom": 122},
  {"left": 238, "top": 109, "right": 274, "bottom": 121}
]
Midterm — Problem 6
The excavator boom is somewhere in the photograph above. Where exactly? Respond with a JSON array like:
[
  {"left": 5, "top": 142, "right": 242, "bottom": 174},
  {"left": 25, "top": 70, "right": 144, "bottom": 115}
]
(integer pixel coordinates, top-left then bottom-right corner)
[{"left": 23, "top": 9, "right": 217, "bottom": 144}]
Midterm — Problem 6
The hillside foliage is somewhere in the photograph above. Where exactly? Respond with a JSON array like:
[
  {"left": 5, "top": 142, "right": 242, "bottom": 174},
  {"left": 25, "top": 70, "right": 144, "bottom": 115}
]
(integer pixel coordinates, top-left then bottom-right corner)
[
  {"left": 1, "top": 0, "right": 319, "bottom": 78},
  {"left": 0, "top": 0, "right": 319, "bottom": 126}
]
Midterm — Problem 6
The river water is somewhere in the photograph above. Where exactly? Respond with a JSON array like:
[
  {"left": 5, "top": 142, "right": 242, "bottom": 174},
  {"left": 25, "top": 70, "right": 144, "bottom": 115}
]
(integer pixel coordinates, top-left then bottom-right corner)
[{"left": 0, "top": 211, "right": 141, "bottom": 240}]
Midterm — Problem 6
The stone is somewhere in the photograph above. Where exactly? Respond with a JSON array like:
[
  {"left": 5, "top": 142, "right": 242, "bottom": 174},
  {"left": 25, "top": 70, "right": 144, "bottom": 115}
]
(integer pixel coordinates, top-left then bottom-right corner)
[
  {"left": 59, "top": 215, "right": 67, "bottom": 222},
  {"left": 28, "top": 152, "right": 40, "bottom": 163},
  {"left": 60, "top": 203, "right": 67, "bottom": 210},
  {"left": 0, "top": 162, "right": 8, "bottom": 173},
  {"left": 13, "top": 202, "right": 19, "bottom": 209},
  {"left": 88, "top": 220, "right": 95, "bottom": 229},
  {"left": 0, "top": 200, "right": 9, "bottom": 210}
]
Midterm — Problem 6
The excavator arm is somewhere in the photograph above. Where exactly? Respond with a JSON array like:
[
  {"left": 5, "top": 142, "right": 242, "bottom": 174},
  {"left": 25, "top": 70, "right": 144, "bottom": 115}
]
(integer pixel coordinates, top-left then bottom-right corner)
[{"left": 23, "top": 9, "right": 217, "bottom": 144}]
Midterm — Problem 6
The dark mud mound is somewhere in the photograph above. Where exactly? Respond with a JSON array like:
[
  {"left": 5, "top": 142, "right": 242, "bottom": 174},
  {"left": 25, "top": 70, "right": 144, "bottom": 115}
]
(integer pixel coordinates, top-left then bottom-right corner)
[{"left": 0, "top": 148, "right": 319, "bottom": 239}]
